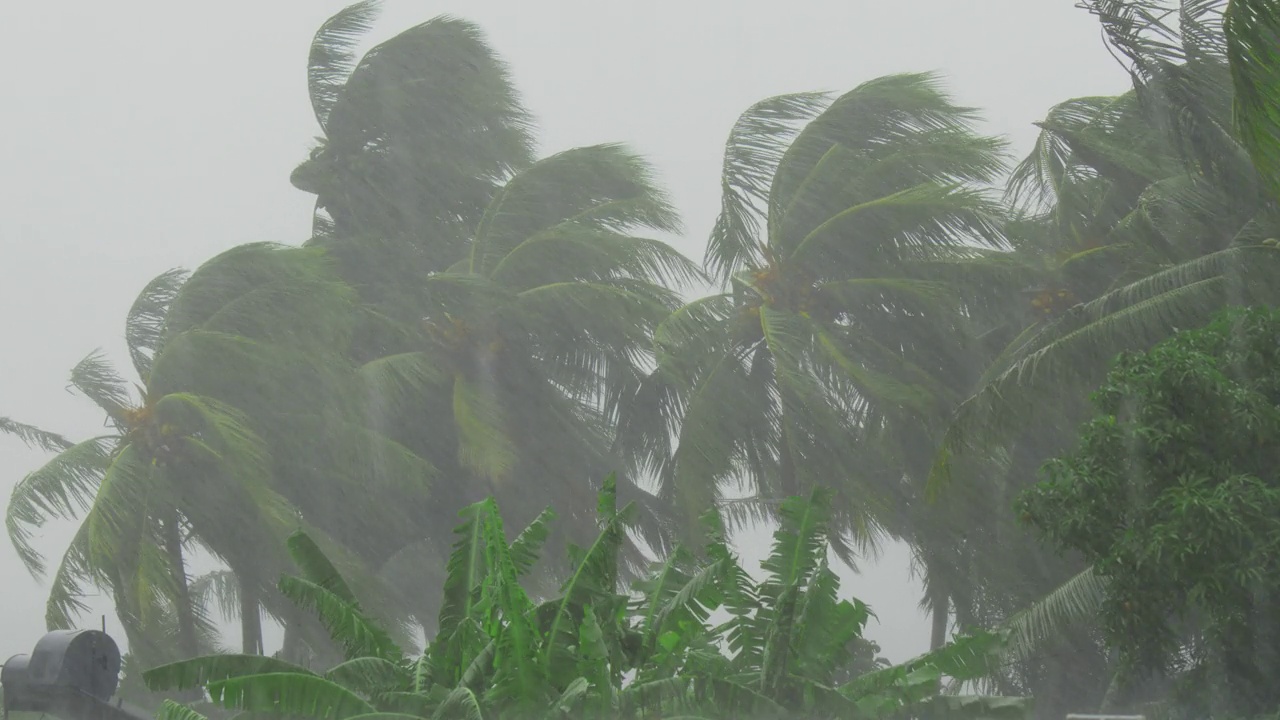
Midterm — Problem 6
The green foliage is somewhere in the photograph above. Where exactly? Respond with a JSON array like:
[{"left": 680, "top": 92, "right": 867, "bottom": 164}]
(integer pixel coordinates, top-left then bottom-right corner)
[
  {"left": 648, "top": 71, "right": 1010, "bottom": 558},
  {"left": 148, "top": 483, "right": 1030, "bottom": 720},
  {"left": 1020, "top": 305, "right": 1280, "bottom": 716},
  {"left": 1226, "top": 0, "right": 1280, "bottom": 196},
  {"left": 16, "top": 1, "right": 1280, "bottom": 718}
]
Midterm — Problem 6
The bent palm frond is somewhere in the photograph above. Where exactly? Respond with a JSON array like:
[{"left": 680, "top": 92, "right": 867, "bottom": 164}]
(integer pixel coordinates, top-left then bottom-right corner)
[
  {"left": 1001, "top": 565, "right": 1107, "bottom": 662},
  {"left": 1226, "top": 0, "right": 1280, "bottom": 193},
  {"left": 0, "top": 416, "right": 73, "bottom": 453},
  {"left": 932, "top": 244, "right": 1280, "bottom": 491},
  {"left": 125, "top": 267, "right": 188, "bottom": 380},
  {"left": 7, "top": 436, "right": 115, "bottom": 576},
  {"left": 308, "top": 0, "right": 382, "bottom": 132}
]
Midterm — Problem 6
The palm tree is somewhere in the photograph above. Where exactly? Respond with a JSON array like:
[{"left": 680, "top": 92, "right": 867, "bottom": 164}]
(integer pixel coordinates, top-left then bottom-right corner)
[
  {"left": 633, "top": 73, "right": 1009, "bottom": 561},
  {"left": 932, "top": 0, "right": 1280, "bottom": 487},
  {"left": 291, "top": 2, "right": 536, "bottom": 284},
  {"left": 3, "top": 243, "right": 422, "bottom": 662},
  {"left": 357, "top": 143, "right": 699, "bottom": 603},
  {"left": 1, "top": 267, "right": 296, "bottom": 663},
  {"left": 928, "top": 0, "right": 1280, "bottom": 711},
  {"left": 138, "top": 242, "right": 434, "bottom": 654}
]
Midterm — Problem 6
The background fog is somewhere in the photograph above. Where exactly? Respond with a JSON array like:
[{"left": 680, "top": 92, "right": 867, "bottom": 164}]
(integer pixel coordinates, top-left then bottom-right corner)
[{"left": 0, "top": 0, "right": 1127, "bottom": 661}]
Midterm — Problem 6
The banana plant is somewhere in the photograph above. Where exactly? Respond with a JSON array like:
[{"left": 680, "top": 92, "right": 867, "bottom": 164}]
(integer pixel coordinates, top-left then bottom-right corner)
[{"left": 143, "top": 479, "right": 1031, "bottom": 720}]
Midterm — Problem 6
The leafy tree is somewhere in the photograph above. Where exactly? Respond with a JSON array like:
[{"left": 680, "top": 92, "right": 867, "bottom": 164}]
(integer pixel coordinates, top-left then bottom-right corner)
[
  {"left": 1020, "top": 305, "right": 1280, "bottom": 718},
  {"left": 935, "top": 0, "right": 1280, "bottom": 489},
  {"left": 929, "top": 2, "right": 1280, "bottom": 709}
]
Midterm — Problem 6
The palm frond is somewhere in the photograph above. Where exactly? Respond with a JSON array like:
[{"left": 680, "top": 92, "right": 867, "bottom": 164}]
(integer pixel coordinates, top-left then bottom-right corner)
[
  {"left": 788, "top": 182, "right": 1006, "bottom": 269},
  {"left": 190, "top": 570, "right": 240, "bottom": 621},
  {"left": 1225, "top": 0, "right": 1280, "bottom": 194},
  {"left": 308, "top": 1, "right": 382, "bottom": 131},
  {"left": 357, "top": 352, "right": 446, "bottom": 419},
  {"left": 278, "top": 575, "right": 402, "bottom": 662},
  {"left": 163, "top": 244, "right": 344, "bottom": 341},
  {"left": 125, "top": 267, "right": 188, "bottom": 381},
  {"left": 932, "top": 244, "right": 1280, "bottom": 490},
  {"left": 770, "top": 72, "right": 990, "bottom": 228},
  {"left": 81, "top": 444, "right": 164, "bottom": 568},
  {"left": 7, "top": 436, "right": 115, "bottom": 576},
  {"left": 1002, "top": 565, "right": 1108, "bottom": 662},
  {"left": 706, "top": 91, "right": 830, "bottom": 284},
  {"left": 68, "top": 351, "right": 133, "bottom": 426},
  {"left": 1006, "top": 96, "right": 1126, "bottom": 211},
  {"left": 451, "top": 372, "right": 518, "bottom": 484},
  {"left": 44, "top": 522, "right": 104, "bottom": 629},
  {"left": 471, "top": 143, "right": 682, "bottom": 276},
  {"left": 0, "top": 416, "right": 73, "bottom": 452},
  {"left": 320, "top": 13, "right": 536, "bottom": 241}
]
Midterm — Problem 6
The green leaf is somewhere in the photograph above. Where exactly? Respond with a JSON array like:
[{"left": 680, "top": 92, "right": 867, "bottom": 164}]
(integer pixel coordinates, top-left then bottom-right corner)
[
  {"left": 286, "top": 531, "right": 359, "bottom": 605},
  {"left": 451, "top": 373, "right": 518, "bottom": 483},
  {"left": 144, "top": 655, "right": 315, "bottom": 692},
  {"left": 6, "top": 436, "right": 114, "bottom": 576},
  {"left": 155, "top": 700, "right": 209, "bottom": 720},
  {"left": 278, "top": 575, "right": 402, "bottom": 662},
  {"left": 508, "top": 507, "right": 556, "bottom": 578},
  {"left": 706, "top": 91, "right": 830, "bottom": 284},
  {"left": 0, "top": 416, "right": 73, "bottom": 453},
  {"left": 429, "top": 686, "right": 483, "bottom": 720},
  {"left": 68, "top": 351, "right": 133, "bottom": 427},
  {"left": 325, "top": 657, "right": 411, "bottom": 693},
  {"left": 207, "top": 672, "right": 375, "bottom": 720}
]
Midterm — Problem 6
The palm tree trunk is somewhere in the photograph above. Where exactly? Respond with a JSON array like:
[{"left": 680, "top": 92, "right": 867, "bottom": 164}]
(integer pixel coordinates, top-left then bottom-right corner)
[
  {"left": 929, "top": 590, "right": 950, "bottom": 650},
  {"left": 108, "top": 574, "right": 151, "bottom": 661},
  {"left": 1099, "top": 668, "right": 1124, "bottom": 712},
  {"left": 239, "top": 579, "right": 263, "bottom": 654},
  {"left": 281, "top": 610, "right": 303, "bottom": 664},
  {"left": 161, "top": 513, "right": 200, "bottom": 659}
]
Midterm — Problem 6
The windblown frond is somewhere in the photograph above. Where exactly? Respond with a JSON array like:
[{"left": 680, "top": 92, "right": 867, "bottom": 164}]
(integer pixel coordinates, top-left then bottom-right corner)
[
  {"left": 68, "top": 351, "right": 132, "bottom": 427},
  {"left": 155, "top": 700, "right": 208, "bottom": 720},
  {"left": 706, "top": 92, "right": 830, "bottom": 284},
  {"left": 1002, "top": 565, "right": 1107, "bottom": 662},
  {"left": 0, "top": 416, "right": 72, "bottom": 453},
  {"left": 145, "top": 655, "right": 315, "bottom": 692},
  {"left": 125, "top": 268, "right": 188, "bottom": 380},
  {"left": 279, "top": 574, "right": 402, "bottom": 663},
  {"left": 1226, "top": 0, "right": 1280, "bottom": 194},
  {"left": 7, "top": 436, "right": 114, "bottom": 576},
  {"left": 932, "top": 244, "right": 1280, "bottom": 491},
  {"left": 191, "top": 570, "right": 241, "bottom": 621},
  {"left": 207, "top": 672, "right": 375, "bottom": 719},
  {"left": 308, "top": 1, "right": 382, "bottom": 131}
]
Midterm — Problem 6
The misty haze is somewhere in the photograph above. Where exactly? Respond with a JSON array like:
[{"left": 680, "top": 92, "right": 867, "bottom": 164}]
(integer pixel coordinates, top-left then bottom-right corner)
[{"left": 4, "top": 1, "right": 1280, "bottom": 719}]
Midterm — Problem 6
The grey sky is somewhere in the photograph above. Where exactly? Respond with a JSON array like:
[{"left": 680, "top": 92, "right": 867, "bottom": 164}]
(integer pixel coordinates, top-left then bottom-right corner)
[{"left": 0, "top": 0, "right": 1128, "bottom": 663}]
